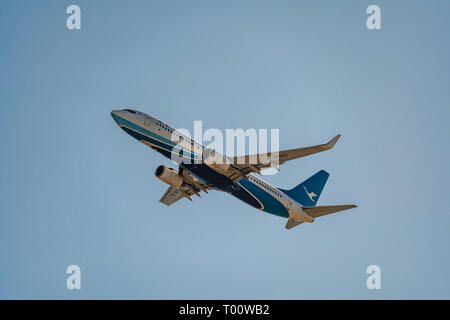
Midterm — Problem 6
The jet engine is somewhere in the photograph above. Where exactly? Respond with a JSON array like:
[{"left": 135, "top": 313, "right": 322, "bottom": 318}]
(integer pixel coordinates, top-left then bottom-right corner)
[
  {"left": 155, "top": 165, "right": 184, "bottom": 188},
  {"left": 203, "top": 149, "right": 230, "bottom": 173}
]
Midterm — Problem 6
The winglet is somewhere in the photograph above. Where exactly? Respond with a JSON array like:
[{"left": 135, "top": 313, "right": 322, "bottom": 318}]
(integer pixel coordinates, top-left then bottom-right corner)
[{"left": 323, "top": 134, "right": 341, "bottom": 150}]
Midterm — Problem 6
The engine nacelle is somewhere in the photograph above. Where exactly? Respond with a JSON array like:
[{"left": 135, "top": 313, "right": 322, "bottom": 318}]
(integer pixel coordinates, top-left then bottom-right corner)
[
  {"left": 203, "top": 149, "right": 230, "bottom": 173},
  {"left": 155, "top": 165, "right": 184, "bottom": 188}
]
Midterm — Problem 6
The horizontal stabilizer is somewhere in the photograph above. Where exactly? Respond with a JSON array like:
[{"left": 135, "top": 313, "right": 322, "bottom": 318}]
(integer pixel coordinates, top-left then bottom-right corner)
[
  {"left": 303, "top": 205, "right": 357, "bottom": 218},
  {"left": 285, "top": 219, "right": 304, "bottom": 230}
]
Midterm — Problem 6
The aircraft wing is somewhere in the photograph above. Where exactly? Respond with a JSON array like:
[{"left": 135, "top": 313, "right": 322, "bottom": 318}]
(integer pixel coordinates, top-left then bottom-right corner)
[
  {"left": 159, "top": 186, "right": 186, "bottom": 206},
  {"left": 228, "top": 135, "right": 341, "bottom": 179},
  {"left": 159, "top": 167, "right": 213, "bottom": 206}
]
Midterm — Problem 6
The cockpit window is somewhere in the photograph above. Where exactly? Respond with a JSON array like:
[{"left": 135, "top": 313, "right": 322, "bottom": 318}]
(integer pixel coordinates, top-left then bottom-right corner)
[{"left": 123, "top": 109, "right": 137, "bottom": 114}]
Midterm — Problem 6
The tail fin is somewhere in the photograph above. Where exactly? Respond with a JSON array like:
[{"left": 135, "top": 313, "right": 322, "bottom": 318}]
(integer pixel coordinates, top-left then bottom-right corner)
[{"left": 279, "top": 170, "right": 329, "bottom": 206}]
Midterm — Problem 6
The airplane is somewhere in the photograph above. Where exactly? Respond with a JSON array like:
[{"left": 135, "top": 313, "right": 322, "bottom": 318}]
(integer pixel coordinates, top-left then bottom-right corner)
[{"left": 111, "top": 109, "right": 357, "bottom": 229}]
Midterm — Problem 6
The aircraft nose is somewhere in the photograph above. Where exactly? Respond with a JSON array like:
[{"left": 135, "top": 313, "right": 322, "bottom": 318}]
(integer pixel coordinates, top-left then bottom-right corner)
[{"left": 111, "top": 110, "right": 122, "bottom": 125}]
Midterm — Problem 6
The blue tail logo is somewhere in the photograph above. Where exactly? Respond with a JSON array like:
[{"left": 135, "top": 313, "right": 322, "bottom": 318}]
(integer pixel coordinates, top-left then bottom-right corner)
[{"left": 279, "top": 170, "right": 329, "bottom": 207}]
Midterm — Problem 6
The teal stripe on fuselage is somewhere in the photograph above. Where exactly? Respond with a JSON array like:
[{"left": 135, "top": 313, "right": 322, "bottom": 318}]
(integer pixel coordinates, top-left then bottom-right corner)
[{"left": 115, "top": 115, "right": 201, "bottom": 160}]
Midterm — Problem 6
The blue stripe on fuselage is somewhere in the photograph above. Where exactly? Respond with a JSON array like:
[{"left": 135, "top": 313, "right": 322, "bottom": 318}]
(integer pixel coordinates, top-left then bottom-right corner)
[
  {"left": 114, "top": 114, "right": 289, "bottom": 218},
  {"left": 238, "top": 178, "right": 289, "bottom": 217}
]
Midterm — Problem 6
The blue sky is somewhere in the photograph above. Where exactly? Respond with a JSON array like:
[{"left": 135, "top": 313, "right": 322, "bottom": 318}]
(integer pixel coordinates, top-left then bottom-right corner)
[{"left": 1, "top": 0, "right": 449, "bottom": 299}]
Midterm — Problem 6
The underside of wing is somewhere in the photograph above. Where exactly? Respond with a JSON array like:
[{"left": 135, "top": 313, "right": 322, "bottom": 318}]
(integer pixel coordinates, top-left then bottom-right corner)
[
  {"left": 159, "top": 186, "right": 185, "bottom": 206},
  {"left": 159, "top": 166, "right": 213, "bottom": 206},
  {"left": 179, "top": 167, "right": 212, "bottom": 194}
]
